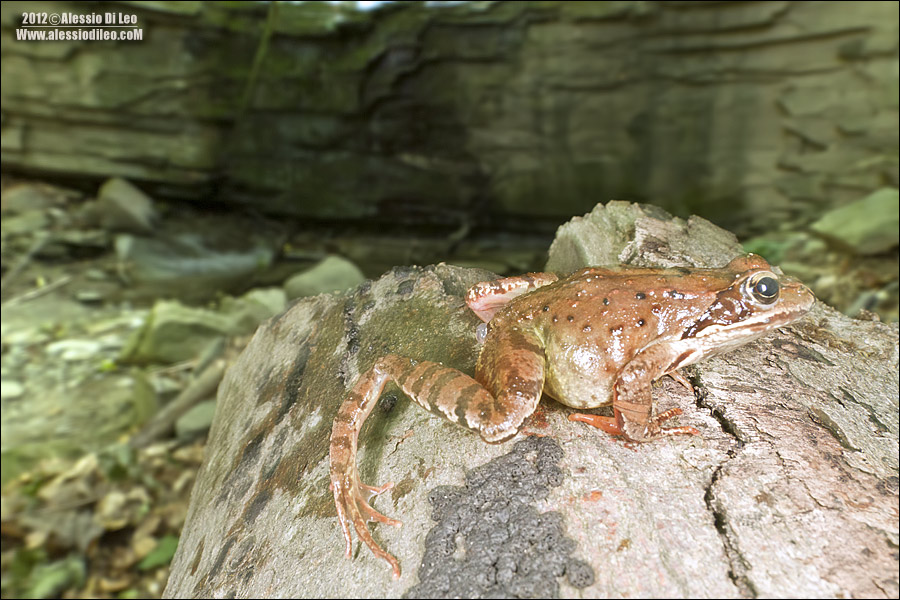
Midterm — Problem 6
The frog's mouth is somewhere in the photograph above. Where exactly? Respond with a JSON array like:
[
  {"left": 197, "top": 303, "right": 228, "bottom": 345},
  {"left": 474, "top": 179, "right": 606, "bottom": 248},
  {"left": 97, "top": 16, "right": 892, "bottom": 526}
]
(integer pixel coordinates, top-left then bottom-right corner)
[
  {"left": 690, "top": 314, "right": 792, "bottom": 348},
  {"left": 668, "top": 309, "right": 808, "bottom": 373},
  {"left": 701, "top": 304, "right": 810, "bottom": 336}
]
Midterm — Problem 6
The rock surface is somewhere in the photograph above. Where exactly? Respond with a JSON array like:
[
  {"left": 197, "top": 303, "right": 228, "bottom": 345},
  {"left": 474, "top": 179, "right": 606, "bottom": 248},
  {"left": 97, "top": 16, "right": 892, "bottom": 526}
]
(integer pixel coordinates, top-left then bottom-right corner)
[
  {"left": 546, "top": 201, "right": 745, "bottom": 272},
  {"left": 165, "top": 203, "right": 899, "bottom": 598}
]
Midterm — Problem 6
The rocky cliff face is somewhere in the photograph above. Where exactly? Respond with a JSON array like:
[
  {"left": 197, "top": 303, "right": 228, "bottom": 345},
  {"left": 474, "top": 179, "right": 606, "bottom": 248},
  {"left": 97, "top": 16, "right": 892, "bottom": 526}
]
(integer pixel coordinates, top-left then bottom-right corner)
[{"left": 2, "top": 1, "right": 897, "bottom": 233}]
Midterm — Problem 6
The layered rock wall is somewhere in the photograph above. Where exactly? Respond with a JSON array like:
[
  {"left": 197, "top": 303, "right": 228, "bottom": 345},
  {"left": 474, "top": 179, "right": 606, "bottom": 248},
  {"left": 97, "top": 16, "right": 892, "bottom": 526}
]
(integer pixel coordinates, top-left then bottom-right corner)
[{"left": 2, "top": 1, "right": 896, "bottom": 233}]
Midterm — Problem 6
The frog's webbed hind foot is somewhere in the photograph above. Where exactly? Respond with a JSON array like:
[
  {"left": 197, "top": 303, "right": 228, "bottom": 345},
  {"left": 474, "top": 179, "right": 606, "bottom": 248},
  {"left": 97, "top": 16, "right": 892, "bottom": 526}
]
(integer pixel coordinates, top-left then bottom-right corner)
[
  {"left": 330, "top": 360, "right": 407, "bottom": 579},
  {"left": 331, "top": 466, "right": 402, "bottom": 579},
  {"left": 360, "top": 480, "right": 396, "bottom": 498},
  {"left": 330, "top": 352, "right": 543, "bottom": 577}
]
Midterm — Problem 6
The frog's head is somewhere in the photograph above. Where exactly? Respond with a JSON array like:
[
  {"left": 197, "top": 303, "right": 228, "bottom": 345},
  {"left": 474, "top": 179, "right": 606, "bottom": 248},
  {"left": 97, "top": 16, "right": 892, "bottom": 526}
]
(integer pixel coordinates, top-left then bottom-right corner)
[{"left": 682, "top": 254, "right": 815, "bottom": 352}]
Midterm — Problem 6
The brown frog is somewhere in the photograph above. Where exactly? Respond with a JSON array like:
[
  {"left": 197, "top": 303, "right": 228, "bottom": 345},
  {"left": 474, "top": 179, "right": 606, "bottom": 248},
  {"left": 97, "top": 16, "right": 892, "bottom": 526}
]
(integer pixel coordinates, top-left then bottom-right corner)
[{"left": 329, "top": 254, "right": 815, "bottom": 578}]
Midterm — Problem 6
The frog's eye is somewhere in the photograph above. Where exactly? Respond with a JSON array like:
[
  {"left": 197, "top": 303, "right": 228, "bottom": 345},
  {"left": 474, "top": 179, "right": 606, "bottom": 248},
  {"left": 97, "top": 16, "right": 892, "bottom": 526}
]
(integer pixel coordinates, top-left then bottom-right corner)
[{"left": 745, "top": 271, "right": 780, "bottom": 305}]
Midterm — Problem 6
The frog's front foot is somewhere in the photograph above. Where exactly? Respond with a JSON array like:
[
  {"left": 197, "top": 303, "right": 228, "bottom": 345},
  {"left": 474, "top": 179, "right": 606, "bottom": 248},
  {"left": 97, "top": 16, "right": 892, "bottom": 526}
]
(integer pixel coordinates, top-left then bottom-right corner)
[
  {"left": 646, "top": 408, "right": 702, "bottom": 438},
  {"left": 331, "top": 465, "right": 402, "bottom": 578},
  {"left": 569, "top": 408, "right": 700, "bottom": 441}
]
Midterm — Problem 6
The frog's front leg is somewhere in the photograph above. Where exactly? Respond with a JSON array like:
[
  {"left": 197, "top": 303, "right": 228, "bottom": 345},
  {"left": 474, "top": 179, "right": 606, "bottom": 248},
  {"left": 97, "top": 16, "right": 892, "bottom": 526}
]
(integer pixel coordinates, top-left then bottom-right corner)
[
  {"left": 330, "top": 334, "right": 545, "bottom": 577},
  {"left": 569, "top": 344, "right": 701, "bottom": 442}
]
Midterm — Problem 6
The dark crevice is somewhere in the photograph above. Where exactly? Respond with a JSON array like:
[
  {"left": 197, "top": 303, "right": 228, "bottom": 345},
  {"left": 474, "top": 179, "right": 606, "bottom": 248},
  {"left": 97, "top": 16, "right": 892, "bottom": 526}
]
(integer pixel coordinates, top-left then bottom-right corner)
[
  {"left": 338, "top": 292, "right": 367, "bottom": 388},
  {"left": 689, "top": 369, "right": 746, "bottom": 445},
  {"left": 689, "top": 369, "right": 757, "bottom": 598},
  {"left": 709, "top": 404, "right": 745, "bottom": 441},
  {"left": 703, "top": 465, "right": 757, "bottom": 598},
  {"left": 681, "top": 365, "right": 742, "bottom": 442}
]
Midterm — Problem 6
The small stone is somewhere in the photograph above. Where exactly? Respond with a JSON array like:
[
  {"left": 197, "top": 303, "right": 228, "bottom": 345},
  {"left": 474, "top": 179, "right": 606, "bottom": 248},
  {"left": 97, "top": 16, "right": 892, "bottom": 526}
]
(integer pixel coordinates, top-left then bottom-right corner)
[
  {"left": 810, "top": 188, "right": 899, "bottom": 255},
  {"left": 119, "top": 300, "right": 235, "bottom": 364},
  {"left": 218, "top": 288, "right": 287, "bottom": 332},
  {"left": 1, "top": 183, "right": 78, "bottom": 214},
  {"left": 284, "top": 255, "right": 366, "bottom": 299},
  {"left": 1, "top": 380, "right": 25, "bottom": 399},
  {"left": 45, "top": 339, "right": 104, "bottom": 361},
  {"left": 240, "top": 287, "right": 288, "bottom": 317},
  {"left": 85, "top": 268, "right": 110, "bottom": 281},
  {"left": 113, "top": 233, "right": 276, "bottom": 302},
  {"left": 2, "top": 210, "right": 49, "bottom": 235},
  {"left": 52, "top": 230, "right": 111, "bottom": 249},
  {"left": 96, "top": 487, "right": 152, "bottom": 530},
  {"left": 75, "top": 290, "right": 105, "bottom": 304},
  {"left": 92, "top": 178, "right": 159, "bottom": 234},
  {"left": 1, "top": 328, "right": 51, "bottom": 346}
]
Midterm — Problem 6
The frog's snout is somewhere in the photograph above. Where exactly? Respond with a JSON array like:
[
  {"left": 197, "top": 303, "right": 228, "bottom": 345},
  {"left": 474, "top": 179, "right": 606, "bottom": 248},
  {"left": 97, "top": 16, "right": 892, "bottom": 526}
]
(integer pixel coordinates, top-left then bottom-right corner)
[{"left": 785, "top": 280, "right": 816, "bottom": 314}]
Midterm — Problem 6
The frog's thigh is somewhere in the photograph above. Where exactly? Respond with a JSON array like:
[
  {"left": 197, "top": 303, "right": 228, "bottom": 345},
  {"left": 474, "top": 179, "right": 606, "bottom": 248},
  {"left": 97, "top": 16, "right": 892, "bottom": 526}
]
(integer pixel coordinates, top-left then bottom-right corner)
[
  {"left": 473, "top": 329, "right": 547, "bottom": 442},
  {"left": 614, "top": 344, "right": 675, "bottom": 438},
  {"left": 377, "top": 355, "right": 523, "bottom": 444}
]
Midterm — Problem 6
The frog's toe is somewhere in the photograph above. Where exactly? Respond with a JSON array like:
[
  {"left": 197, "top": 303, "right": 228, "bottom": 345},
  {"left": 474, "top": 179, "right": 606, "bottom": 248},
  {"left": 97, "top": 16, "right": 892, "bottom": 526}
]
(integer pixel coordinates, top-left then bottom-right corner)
[
  {"left": 667, "top": 371, "right": 695, "bottom": 392},
  {"left": 568, "top": 412, "right": 624, "bottom": 436},
  {"left": 358, "top": 480, "right": 401, "bottom": 524},
  {"left": 651, "top": 408, "right": 699, "bottom": 435},
  {"left": 333, "top": 492, "right": 355, "bottom": 557},
  {"left": 361, "top": 480, "right": 394, "bottom": 497},
  {"left": 655, "top": 407, "right": 684, "bottom": 422},
  {"left": 658, "top": 425, "right": 701, "bottom": 437},
  {"left": 360, "top": 499, "right": 402, "bottom": 527},
  {"left": 350, "top": 505, "right": 402, "bottom": 578}
]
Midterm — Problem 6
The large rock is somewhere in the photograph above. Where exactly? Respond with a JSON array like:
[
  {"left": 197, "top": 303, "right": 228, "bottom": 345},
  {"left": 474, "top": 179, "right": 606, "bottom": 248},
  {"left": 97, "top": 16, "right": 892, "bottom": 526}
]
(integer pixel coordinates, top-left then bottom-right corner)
[
  {"left": 545, "top": 200, "right": 744, "bottom": 272},
  {"left": 165, "top": 203, "right": 898, "bottom": 598},
  {"left": 113, "top": 231, "right": 277, "bottom": 302}
]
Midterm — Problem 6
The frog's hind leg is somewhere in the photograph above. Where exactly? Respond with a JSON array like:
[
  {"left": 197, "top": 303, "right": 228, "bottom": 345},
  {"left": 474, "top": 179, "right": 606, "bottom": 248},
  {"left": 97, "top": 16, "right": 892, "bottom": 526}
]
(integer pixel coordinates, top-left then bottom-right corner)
[
  {"left": 472, "top": 328, "right": 547, "bottom": 442},
  {"left": 330, "top": 347, "right": 545, "bottom": 577},
  {"left": 330, "top": 364, "right": 405, "bottom": 578}
]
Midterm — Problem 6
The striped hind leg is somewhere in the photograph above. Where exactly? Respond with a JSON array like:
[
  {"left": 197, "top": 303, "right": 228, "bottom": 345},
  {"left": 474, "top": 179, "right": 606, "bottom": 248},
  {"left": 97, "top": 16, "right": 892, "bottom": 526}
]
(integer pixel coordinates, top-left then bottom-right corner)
[{"left": 329, "top": 348, "right": 544, "bottom": 578}]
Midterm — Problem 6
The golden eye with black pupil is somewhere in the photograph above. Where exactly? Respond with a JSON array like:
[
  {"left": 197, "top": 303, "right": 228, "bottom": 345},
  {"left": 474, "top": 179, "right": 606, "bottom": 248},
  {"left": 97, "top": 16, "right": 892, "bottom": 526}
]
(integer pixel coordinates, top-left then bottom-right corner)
[{"left": 745, "top": 271, "right": 779, "bottom": 305}]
